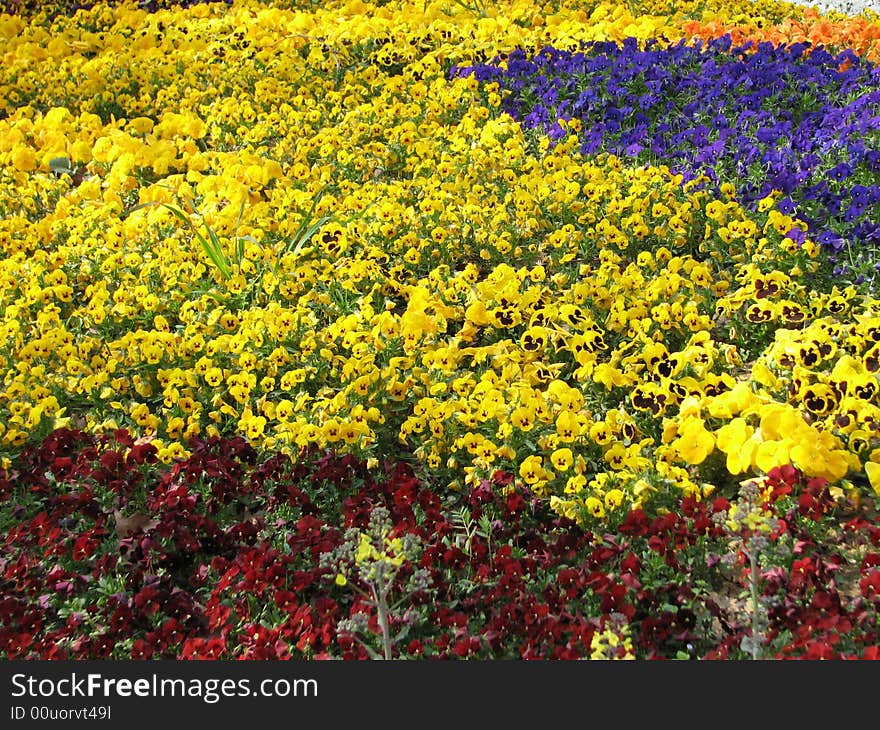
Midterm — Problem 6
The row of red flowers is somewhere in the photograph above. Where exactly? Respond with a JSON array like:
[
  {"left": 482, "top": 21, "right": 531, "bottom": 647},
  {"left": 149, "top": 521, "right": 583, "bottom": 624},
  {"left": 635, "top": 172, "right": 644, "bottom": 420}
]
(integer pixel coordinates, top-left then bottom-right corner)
[{"left": 2, "top": 428, "right": 879, "bottom": 659}]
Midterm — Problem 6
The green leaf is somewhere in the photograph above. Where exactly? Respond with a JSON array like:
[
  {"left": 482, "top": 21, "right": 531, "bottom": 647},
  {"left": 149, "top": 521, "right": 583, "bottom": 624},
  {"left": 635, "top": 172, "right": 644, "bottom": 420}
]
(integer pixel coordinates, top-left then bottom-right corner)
[
  {"left": 283, "top": 188, "right": 330, "bottom": 258},
  {"left": 49, "top": 156, "right": 72, "bottom": 174},
  {"left": 234, "top": 199, "right": 247, "bottom": 267},
  {"left": 122, "top": 199, "right": 232, "bottom": 279},
  {"left": 360, "top": 643, "right": 384, "bottom": 661},
  {"left": 291, "top": 214, "right": 332, "bottom": 257}
]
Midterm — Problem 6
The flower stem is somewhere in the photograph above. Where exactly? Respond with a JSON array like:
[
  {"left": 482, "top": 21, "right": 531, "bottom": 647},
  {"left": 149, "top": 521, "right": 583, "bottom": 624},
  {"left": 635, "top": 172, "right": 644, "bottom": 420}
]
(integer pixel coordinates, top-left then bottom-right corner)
[
  {"left": 748, "top": 544, "right": 762, "bottom": 660},
  {"left": 374, "top": 582, "right": 393, "bottom": 661}
]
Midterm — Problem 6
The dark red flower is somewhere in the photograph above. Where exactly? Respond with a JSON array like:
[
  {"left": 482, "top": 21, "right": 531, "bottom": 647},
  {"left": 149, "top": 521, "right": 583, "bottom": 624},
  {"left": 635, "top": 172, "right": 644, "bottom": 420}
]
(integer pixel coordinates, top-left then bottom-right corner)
[
  {"left": 131, "top": 638, "right": 154, "bottom": 659},
  {"left": 860, "top": 569, "right": 880, "bottom": 600}
]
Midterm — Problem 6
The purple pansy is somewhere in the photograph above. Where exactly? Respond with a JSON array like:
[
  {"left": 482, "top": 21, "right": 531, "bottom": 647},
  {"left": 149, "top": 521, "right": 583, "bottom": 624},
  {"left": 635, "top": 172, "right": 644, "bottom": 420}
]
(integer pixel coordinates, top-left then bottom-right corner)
[{"left": 454, "top": 35, "right": 880, "bottom": 288}]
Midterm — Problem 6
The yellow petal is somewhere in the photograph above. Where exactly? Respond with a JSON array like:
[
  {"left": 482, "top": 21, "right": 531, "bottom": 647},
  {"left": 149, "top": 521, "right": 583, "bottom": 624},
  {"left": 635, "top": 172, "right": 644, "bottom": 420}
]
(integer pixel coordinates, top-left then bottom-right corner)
[
  {"left": 755, "top": 439, "right": 789, "bottom": 474},
  {"left": 716, "top": 418, "right": 749, "bottom": 454},
  {"left": 751, "top": 361, "right": 779, "bottom": 389},
  {"left": 866, "top": 461, "right": 880, "bottom": 496}
]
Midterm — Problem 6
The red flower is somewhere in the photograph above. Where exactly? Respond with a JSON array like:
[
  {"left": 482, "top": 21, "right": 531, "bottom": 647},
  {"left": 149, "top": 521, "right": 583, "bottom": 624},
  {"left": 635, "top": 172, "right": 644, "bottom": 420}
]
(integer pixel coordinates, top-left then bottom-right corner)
[
  {"left": 620, "top": 508, "right": 650, "bottom": 536},
  {"left": 181, "top": 636, "right": 226, "bottom": 659},
  {"left": 274, "top": 590, "right": 299, "bottom": 614},
  {"left": 557, "top": 568, "right": 582, "bottom": 598},
  {"left": 860, "top": 569, "right": 880, "bottom": 600},
  {"left": 621, "top": 551, "right": 641, "bottom": 575},
  {"left": 71, "top": 535, "right": 99, "bottom": 561},
  {"left": 453, "top": 635, "right": 481, "bottom": 657},
  {"left": 505, "top": 491, "right": 528, "bottom": 515},
  {"left": 131, "top": 638, "right": 154, "bottom": 659},
  {"left": 126, "top": 441, "right": 158, "bottom": 465},
  {"left": 803, "top": 640, "right": 838, "bottom": 660},
  {"left": 789, "top": 557, "right": 819, "bottom": 591},
  {"left": 133, "top": 586, "right": 163, "bottom": 617}
]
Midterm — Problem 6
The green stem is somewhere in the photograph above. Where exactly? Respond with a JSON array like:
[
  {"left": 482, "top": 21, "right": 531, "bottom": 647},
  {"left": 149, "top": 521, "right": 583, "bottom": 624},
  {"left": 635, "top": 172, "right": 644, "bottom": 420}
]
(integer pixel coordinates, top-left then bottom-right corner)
[
  {"left": 748, "top": 544, "right": 762, "bottom": 660},
  {"left": 374, "top": 582, "right": 393, "bottom": 661}
]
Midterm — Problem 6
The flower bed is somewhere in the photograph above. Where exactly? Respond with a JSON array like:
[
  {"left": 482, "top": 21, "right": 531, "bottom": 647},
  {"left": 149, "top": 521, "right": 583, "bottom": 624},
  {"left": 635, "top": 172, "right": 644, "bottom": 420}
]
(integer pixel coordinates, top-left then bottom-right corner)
[
  {"left": 1, "top": 0, "right": 879, "bottom": 659},
  {"left": 3, "top": 429, "right": 879, "bottom": 659}
]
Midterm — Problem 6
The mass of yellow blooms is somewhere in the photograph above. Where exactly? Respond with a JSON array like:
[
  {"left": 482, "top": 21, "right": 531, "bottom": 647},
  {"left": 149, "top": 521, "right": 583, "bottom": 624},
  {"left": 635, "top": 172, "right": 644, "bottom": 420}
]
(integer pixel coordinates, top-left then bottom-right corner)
[{"left": 1, "top": 0, "right": 878, "bottom": 527}]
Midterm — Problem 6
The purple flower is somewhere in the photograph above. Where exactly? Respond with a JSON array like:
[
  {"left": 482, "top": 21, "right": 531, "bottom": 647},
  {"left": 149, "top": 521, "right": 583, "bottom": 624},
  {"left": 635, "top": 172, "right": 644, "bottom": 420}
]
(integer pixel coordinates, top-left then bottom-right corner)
[
  {"left": 454, "top": 34, "right": 880, "bottom": 285},
  {"left": 786, "top": 226, "right": 807, "bottom": 245},
  {"left": 817, "top": 231, "right": 846, "bottom": 252}
]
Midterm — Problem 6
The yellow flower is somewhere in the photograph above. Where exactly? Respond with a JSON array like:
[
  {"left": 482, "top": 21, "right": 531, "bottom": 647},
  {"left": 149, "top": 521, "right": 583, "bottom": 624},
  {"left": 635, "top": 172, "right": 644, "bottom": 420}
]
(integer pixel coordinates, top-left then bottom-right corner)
[
  {"left": 11, "top": 144, "right": 37, "bottom": 172},
  {"left": 565, "top": 474, "right": 587, "bottom": 494},
  {"left": 550, "top": 447, "right": 574, "bottom": 472},
  {"left": 715, "top": 418, "right": 757, "bottom": 475},
  {"left": 584, "top": 497, "right": 605, "bottom": 519},
  {"left": 355, "top": 533, "right": 380, "bottom": 564},
  {"left": 521, "top": 326, "right": 549, "bottom": 353},
  {"left": 672, "top": 417, "right": 715, "bottom": 465},
  {"left": 790, "top": 434, "right": 850, "bottom": 482},
  {"left": 323, "top": 419, "right": 343, "bottom": 443},
  {"left": 511, "top": 403, "right": 536, "bottom": 432},
  {"left": 589, "top": 420, "right": 614, "bottom": 445},
  {"left": 754, "top": 439, "right": 791, "bottom": 474},
  {"left": 866, "top": 461, "right": 880, "bottom": 496},
  {"left": 383, "top": 536, "right": 406, "bottom": 567},
  {"left": 591, "top": 363, "right": 628, "bottom": 389},
  {"left": 204, "top": 367, "right": 224, "bottom": 388},
  {"left": 604, "top": 488, "right": 624, "bottom": 511},
  {"left": 555, "top": 410, "right": 581, "bottom": 443},
  {"left": 759, "top": 404, "right": 804, "bottom": 440},
  {"left": 519, "top": 455, "right": 544, "bottom": 485},
  {"left": 465, "top": 300, "right": 491, "bottom": 327},
  {"left": 604, "top": 442, "right": 628, "bottom": 470},
  {"left": 706, "top": 382, "right": 761, "bottom": 419}
]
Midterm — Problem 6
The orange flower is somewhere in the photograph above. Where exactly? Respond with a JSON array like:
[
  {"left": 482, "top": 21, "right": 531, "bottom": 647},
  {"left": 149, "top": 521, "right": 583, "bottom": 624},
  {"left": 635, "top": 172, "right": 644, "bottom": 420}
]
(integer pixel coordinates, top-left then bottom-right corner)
[{"left": 683, "top": 14, "right": 880, "bottom": 65}]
